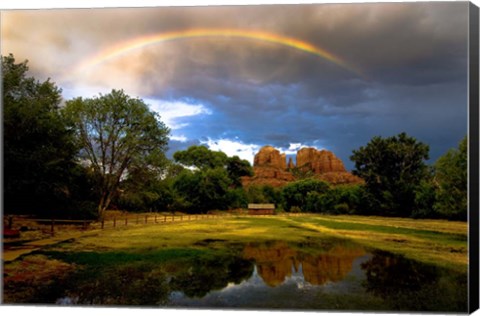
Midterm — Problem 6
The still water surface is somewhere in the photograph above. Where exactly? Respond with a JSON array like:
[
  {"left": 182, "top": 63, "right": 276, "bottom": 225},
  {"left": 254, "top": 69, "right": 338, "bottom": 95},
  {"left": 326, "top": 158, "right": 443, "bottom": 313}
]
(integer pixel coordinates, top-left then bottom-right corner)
[{"left": 53, "top": 239, "right": 467, "bottom": 312}]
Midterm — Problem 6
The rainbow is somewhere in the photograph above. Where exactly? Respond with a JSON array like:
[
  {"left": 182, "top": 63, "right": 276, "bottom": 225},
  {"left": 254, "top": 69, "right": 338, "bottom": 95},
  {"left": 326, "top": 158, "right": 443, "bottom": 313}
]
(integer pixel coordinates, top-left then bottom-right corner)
[{"left": 75, "top": 29, "right": 361, "bottom": 76}]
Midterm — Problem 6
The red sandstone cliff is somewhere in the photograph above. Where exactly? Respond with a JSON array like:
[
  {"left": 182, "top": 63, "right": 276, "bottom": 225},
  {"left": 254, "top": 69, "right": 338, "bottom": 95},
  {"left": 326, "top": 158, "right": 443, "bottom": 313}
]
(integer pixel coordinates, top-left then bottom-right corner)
[
  {"left": 254, "top": 146, "right": 287, "bottom": 170},
  {"left": 296, "top": 147, "right": 346, "bottom": 173},
  {"left": 241, "top": 145, "right": 362, "bottom": 187}
]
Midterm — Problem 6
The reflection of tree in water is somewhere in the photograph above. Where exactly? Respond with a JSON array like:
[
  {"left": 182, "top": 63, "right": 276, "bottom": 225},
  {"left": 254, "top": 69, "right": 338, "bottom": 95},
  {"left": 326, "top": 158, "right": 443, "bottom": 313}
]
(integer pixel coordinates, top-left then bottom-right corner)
[
  {"left": 361, "top": 250, "right": 467, "bottom": 312},
  {"left": 66, "top": 263, "right": 170, "bottom": 305},
  {"left": 169, "top": 255, "right": 254, "bottom": 298},
  {"left": 64, "top": 254, "right": 254, "bottom": 304}
]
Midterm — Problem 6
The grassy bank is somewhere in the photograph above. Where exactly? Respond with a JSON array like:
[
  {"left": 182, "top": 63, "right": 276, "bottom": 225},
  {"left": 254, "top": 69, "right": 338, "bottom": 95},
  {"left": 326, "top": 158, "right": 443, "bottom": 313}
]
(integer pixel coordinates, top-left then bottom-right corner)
[
  {"left": 40, "top": 213, "right": 467, "bottom": 272},
  {"left": 3, "top": 213, "right": 468, "bottom": 306},
  {"left": 283, "top": 214, "right": 468, "bottom": 272}
]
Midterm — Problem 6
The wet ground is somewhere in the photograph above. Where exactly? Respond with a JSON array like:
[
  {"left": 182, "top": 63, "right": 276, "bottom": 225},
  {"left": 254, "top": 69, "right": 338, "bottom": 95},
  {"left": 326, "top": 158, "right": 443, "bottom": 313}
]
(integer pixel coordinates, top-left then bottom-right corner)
[{"left": 3, "top": 238, "right": 468, "bottom": 312}]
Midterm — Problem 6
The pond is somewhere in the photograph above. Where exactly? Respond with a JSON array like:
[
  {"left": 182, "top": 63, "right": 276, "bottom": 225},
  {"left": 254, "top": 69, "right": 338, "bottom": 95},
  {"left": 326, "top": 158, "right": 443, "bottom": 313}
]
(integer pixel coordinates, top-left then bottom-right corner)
[
  {"left": 163, "top": 240, "right": 467, "bottom": 312},
  {"left": 6, "top": 238, "right": 468, "bottom": 312}
]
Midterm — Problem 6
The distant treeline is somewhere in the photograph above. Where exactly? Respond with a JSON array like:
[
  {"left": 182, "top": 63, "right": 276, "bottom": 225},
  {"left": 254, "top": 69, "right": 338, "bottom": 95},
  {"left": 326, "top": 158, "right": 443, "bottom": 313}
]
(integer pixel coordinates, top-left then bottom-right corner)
[{"left": 3, "top": 54, "right": 467, "bottom": 221}]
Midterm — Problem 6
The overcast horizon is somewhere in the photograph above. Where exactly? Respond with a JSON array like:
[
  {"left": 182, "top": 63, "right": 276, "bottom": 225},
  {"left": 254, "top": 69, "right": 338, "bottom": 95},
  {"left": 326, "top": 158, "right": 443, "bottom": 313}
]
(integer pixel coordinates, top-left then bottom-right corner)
[{"left": 1, "top": 2, "right": 470, "bottom": 169}]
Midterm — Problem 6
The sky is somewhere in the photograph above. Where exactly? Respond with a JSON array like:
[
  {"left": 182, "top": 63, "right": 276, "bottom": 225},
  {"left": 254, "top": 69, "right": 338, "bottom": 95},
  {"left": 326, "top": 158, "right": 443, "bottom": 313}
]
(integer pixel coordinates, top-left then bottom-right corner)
[{"left": 1, "top": 1, "right": 472, "bottom": 169}]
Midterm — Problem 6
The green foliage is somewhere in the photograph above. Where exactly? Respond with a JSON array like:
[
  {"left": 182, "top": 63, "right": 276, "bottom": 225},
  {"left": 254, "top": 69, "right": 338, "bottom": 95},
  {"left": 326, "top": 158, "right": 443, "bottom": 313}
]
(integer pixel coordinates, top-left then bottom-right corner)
[
  {"left": 226, "top": 155, "right": 253, "bottom": 187},
  {"left": 412, "top": 178, "right": 438, "bottom": 219},
  {"left": 171, "top": 145, "right": 253, "bottom": 213},
  {"left": 63, "top": 90, "right": 170, "bottom": 218},
  {"left": 350, "top": 132, "right": 430, "bottom": 217},
  {"left": 225, "top": 188, "right": 248, "bottom": 209},
  {"left": 303, "top": 186, "right": 362, "bottom": 214},
  {"left": 173, "top": 168, "right": 233, "bottom": 213},
  {"left": 174, "top": 145, "right": 228, "bottom": 170},
  {"left": 333, "top": 185, "right": 369, "bottom": 214},
  {"left": 434, "top": 137, "right": 467, "bottom": 220},
  {"left": 245, "top": 185, "right": 283, "bottom": 207},
  {"left": 282, "top": 179, "right": 330, "bottom": 212},
  {"left": 115, "top": 160, "right": 182, "bottom": 213},
  {"left": 246, "top": 186, "right": 268, "bottom": 203},
  {"left": 290, "top": 206, "right": 302, "bottom": 213},
  {"left": 290, "top": 166, "right": 314, "bottom": 180},
  {"left": 2, "top": 54, "right": 80, "bottom": 217},
  {"left": 174, "top": 145, "right": 252, "bottom": 187}
]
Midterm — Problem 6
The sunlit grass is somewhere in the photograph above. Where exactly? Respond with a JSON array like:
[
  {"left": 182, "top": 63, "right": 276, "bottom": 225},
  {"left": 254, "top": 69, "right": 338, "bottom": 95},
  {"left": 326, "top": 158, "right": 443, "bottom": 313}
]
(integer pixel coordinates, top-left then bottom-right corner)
[
  {"left": 48, "top": 214, "right": 468, "bottom": 272},
  {"left": 282, "top": 215, "right": 468, "bottom": 272}
]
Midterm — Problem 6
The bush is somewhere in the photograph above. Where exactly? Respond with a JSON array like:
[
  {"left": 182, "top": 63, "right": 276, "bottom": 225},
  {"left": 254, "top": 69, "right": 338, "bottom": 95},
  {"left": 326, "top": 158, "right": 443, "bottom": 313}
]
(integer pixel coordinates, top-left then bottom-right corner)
[
  {"left": 290, "top": 206, "right": 302, "bottom": 213},
  {"left": 333, "top": 203, "right": 350, "bottom": 214}
]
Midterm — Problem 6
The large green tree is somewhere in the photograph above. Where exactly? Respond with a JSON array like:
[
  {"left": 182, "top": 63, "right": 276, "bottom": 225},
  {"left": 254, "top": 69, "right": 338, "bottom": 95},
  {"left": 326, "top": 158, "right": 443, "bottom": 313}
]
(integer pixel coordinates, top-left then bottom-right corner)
[
  {"left": 173, "top": 168, "right": 233, "bottom": 213},
  {"left": 174, "top": 145, "right": 228, "bottom": 170},
  {"left": 3, "top": 54, "right": 78, "bottom": 216},
  {"left": 174, "top": 145, "right": 252, "bottom": 187},
  {"left": 63, "top": 89, "right": 170, "bottom": 218},
  {"left": 434, "top": 136, "right": 467, "bottom": 220},
  {"left": 172, "top": 145, "right": 252, "bottom": 212},
  {"left": 350, "top": 132, "right": 430, "bottom": 217}
]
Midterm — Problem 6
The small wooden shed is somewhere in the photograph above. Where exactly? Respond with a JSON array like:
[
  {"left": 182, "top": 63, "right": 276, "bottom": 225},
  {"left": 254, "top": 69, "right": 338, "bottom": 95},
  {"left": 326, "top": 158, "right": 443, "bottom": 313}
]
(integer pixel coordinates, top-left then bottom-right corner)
[{"left": 248, "top": 203, "right": 275, "bottom": 215}]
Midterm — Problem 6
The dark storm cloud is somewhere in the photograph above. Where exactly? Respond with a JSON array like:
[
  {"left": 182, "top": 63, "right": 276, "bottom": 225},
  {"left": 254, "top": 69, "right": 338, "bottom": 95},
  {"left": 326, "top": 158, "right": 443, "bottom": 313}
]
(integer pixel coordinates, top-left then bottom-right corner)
[
  {"left": 167, "top": 138, "right": 201, "bottom": 160},
  {"left": 2, "top": 2, "right": 470, "bottom": 167}
]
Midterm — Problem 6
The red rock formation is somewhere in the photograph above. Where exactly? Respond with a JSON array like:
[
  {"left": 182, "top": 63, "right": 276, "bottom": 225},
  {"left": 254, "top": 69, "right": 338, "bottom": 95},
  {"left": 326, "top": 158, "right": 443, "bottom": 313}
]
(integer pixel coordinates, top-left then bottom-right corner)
[
  {"left": 297, "top": 147, "right": 346, "bottom": 173},
  {"left": 254, "top": 146, "right": 287, "bottom": 169},
  {"left": 241, "top": 166, "right": 295, "bottom": 188},
  {"left": 241, "top": 146, "right": 293, "bottom": 187},
  {"left": 241, "top": 145, "right": 363, "bottom": 187},
  {"left": 316, "top": 172, "right": 363, "bottom": 185}
]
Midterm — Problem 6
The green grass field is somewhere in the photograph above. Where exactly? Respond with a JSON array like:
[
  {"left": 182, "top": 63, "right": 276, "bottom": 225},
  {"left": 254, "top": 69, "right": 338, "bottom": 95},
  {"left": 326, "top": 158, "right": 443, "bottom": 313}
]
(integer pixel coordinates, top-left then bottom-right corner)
[
  {"left": 3, "top": 213, "right": 469, "bottom": 307},
  {"left": 44, "top": 213, "right": 468, "bottom": 272}
]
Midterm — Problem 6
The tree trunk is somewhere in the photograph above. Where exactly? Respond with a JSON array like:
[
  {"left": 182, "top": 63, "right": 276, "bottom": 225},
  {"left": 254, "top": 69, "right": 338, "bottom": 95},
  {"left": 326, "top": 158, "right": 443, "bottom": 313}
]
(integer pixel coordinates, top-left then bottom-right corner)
[{"left": 97, "top": 188, "right": 115, "bottom": 220}]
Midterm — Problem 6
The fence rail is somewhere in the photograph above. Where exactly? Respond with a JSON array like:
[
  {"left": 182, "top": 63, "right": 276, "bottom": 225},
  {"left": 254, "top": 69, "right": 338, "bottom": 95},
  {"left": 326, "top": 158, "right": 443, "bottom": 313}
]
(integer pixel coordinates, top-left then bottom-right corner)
[{"left": 3, "top": 212, "right": 306, "bottom": 237}]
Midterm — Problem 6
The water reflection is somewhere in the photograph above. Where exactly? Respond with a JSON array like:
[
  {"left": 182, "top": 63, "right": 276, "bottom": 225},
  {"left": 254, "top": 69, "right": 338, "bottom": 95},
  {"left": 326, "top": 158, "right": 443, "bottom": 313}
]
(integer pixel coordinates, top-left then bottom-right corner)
[
  {"left": 243, "top": 241, "right": 366, "bottom": 287},
  {"left": 169, "top": 256, "right": 254, "bottom": 298},
  {"left": 63, "top": 264, "right": 170, "bottom": 305},
  {"left": 361, "top": 250, "right": 468, "bottom": 312},
  {"left": 45, "top": 239, "right": 468, "bottom": 311}
]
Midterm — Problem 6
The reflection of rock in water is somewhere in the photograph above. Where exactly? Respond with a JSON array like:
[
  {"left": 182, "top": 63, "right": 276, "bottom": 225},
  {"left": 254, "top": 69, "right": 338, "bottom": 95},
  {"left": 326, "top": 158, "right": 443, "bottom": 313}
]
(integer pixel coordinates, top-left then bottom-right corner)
[
  {"left": 302, "top": 246, "right": 365, "bottom": 285},
  {"left": 243, "top": 241, "right": 365, "bottom": 287},
  {"left": 243, "top": 242, "right": 298, "bottom": 287}
]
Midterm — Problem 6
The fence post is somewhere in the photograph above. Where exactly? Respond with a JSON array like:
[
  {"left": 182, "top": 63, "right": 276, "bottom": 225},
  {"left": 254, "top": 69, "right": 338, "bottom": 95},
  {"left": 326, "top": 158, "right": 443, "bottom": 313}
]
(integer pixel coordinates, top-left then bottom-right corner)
[
  {"left": 145, "top": 215, "right": 148, "bottom": 224},
  {"left": 164, "top": 215, "right": 167, "bottom": 222},
  {"left": 188, "top": 215, "right": 190, "bottom": 221},
  {"left": 155, "top": 215, "right": 157, "bottom": 223},
  {"left": 180, "top": 215, "right": 183, "bottom": 221},
  {"left": 51, "top": 219, "right": 55, "bottom": 236},
  {"left": 136, "top": 216, "right": 139, "bottom": 224},
  {"left": 172, "top": 215, "right": 174, "bottom": 222},
  {"left": 113, "top": 217, "right": 116, "bottom": 228},
  {"left": 83, "top": 220, "right": 87, "bottom": 230},
  {"left": 101, "top": 219, "right": 104, "bottom": 229}
]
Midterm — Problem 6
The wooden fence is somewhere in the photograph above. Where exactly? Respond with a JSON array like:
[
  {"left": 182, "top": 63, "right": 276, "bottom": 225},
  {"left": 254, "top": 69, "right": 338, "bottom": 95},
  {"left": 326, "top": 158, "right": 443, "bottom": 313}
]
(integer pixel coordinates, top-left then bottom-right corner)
[{"left": 3, "top": 212, "right": 305, "bottom": 237}]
